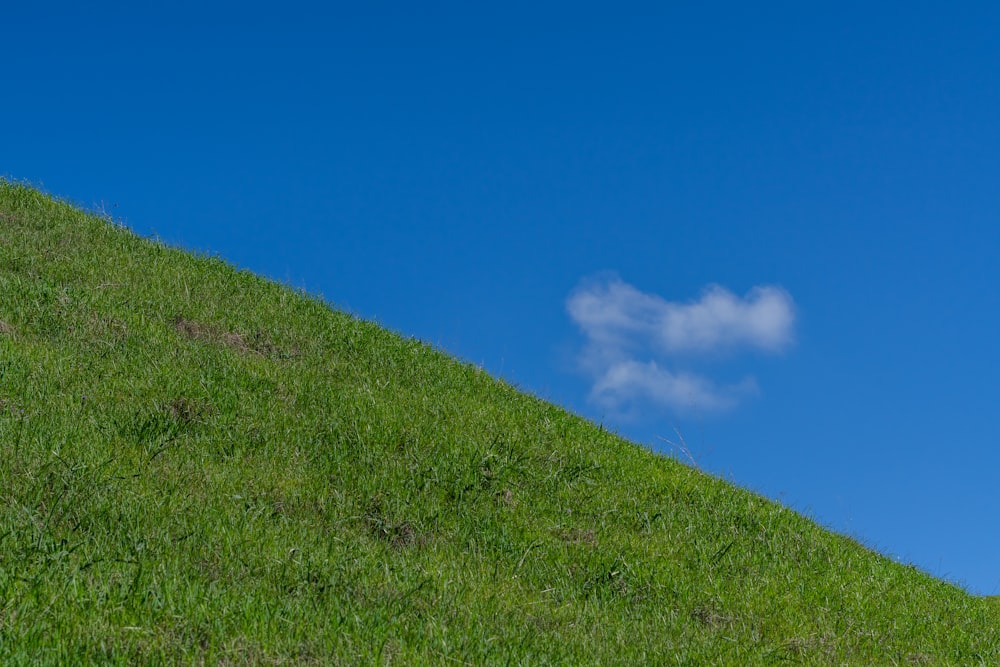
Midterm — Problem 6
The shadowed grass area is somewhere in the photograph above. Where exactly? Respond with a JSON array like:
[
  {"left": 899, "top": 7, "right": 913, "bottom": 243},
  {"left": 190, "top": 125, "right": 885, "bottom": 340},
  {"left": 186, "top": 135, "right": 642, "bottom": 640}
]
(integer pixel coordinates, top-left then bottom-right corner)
[{"left": 1, "top": 180, "right": 998, "bottom": 665}]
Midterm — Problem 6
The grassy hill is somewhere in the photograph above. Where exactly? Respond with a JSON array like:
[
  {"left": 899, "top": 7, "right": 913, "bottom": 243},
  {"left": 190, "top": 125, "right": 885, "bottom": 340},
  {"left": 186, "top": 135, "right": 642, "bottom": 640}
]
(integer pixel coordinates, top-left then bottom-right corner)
[{"left": 0, "top": 180, "right": 997, "bottom": 665}]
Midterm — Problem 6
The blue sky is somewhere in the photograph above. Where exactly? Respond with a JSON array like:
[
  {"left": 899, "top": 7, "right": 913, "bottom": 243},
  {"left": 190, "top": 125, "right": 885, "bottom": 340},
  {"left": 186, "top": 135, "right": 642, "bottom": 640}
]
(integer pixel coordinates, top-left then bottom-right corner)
[{"left": 5, "top": 2, "right": 1000, "bottom": 593}]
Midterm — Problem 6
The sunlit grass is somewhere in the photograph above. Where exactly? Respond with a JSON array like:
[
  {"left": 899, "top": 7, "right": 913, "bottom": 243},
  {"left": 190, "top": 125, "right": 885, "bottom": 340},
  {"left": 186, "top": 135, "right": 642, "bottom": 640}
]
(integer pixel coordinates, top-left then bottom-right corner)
[{"left": 1, "top": 180, "right": 998, "bottom": 664}]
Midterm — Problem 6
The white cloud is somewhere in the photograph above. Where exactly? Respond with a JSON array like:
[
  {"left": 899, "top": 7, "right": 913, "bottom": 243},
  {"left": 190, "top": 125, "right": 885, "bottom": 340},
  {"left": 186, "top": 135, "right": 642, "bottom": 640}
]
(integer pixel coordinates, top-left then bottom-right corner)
[
  {"left": 567, "top": 274, "right": 795, "bottom": 414},
  {"left": 591, "top": 360, "right": 759, "bottom": 413},
  {"left": 567, "top": 276, "right": 795, "bottom": 355}
]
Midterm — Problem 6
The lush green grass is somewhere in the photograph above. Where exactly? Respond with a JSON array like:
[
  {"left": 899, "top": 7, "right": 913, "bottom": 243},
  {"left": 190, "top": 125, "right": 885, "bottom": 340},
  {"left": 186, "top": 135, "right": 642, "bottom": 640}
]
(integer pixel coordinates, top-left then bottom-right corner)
[{"left": 0, "top": 180, "right": 997, "bottom": 665}]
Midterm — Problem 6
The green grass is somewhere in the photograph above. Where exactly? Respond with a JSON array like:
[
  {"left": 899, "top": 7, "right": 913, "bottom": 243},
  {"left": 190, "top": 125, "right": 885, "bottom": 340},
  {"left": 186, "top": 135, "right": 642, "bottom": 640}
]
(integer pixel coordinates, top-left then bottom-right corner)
[{"left": 0, "top": 180, "right": 997, "bottom": 665}]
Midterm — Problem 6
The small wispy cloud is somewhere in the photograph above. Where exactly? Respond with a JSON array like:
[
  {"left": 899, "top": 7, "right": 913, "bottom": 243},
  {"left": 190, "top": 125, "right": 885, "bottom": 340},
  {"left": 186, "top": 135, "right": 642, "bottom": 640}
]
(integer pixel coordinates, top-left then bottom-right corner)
[{"left": 567, "top": 274, "right": 795, "bottom": 415}]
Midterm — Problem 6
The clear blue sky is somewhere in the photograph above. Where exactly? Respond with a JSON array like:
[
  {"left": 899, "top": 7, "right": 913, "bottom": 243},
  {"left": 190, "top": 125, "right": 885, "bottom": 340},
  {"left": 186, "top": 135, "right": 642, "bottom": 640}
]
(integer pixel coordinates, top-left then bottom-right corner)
[{"left": 5, "top": 2, "right": 1000, "bottom": 594}]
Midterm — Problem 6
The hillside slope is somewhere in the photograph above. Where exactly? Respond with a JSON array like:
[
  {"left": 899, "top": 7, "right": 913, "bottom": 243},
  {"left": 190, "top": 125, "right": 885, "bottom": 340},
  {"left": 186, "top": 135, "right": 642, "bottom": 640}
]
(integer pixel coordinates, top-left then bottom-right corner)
[{"left": 0, "top": 182, "right": 997, "bottom": 665}]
